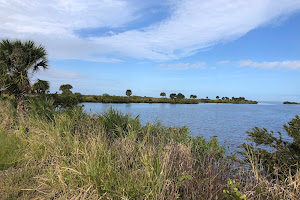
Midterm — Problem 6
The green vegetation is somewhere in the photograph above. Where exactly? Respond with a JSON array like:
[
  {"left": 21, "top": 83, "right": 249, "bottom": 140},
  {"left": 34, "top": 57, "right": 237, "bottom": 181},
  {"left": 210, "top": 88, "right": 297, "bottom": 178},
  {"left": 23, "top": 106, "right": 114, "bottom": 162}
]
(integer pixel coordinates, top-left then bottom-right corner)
[
  {"left": 0, "top": 39, "right": 48, "bottom": 111},
  {"left": 170, "top": 93, "right": 176, "bottom": 100},
  {"left": 75, "top": 94, "right": 257, "bottom": 104},
  {"left": 160, "top": 92, "right": 166, "bottom": 98},
  {"left": 49, "top": 84, "right": 80, "bottom": 108},
  {"left": 126, "top": 89, "right": 132, "bottom": 97},
  {"left": 176, "top": 93, "right": 185, "bottom": 100},
  {"left": 59, "top": 84, "right": 73, "bottom": 94},
  {"left": 32, "top": 79, "right": 50, "bottom": 94},
  {"left": 190, "top": 94, "right": 197, "bottom": 99},
  {"left": 284, "top": 101, "right": 300, "bottom": 104},
  {"left": 241, "top": 115, "right": 300, "bottom": 174},
  {"left": 0, "top": 98, "right": 299, "bottom": 199}
]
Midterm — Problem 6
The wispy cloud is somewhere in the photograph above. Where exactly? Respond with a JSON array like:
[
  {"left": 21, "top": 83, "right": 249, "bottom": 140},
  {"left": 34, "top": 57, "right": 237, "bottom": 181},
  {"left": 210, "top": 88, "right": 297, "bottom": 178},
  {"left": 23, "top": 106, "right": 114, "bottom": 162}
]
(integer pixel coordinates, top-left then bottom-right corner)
[
  {"left": 217, "top": 60, "right": 230, "bottom": 65},
  {"left": 1, "top": 0, "right": 300, "bottom": 61},
  {"left": 35, "top": 68, "right": 84, "bottom": 79},
  {"left": 160, "top": 62, "right": 206, "bottom": 70},
  {"left": 238, "top": 60, "right": 300, "bottom": 70}
]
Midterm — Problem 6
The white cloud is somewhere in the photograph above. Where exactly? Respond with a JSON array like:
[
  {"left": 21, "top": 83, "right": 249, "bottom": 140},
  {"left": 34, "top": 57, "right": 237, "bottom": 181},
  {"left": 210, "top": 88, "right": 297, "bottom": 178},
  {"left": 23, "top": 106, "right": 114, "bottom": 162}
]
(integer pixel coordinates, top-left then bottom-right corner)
[
  {"left": 238, "top": 60, "right": 300, "bottom": 70},
  {"left": 160, "top": 62, "right": 206, "bottom": 70},
  {"left": 217, "top": 60, "right": 230, "bottom": 65},
  {"left": 1, "top": 0, "right": 300, "bottom": 61},
  {"left": 35, "top": 68, "right": 83, "bottom": 79}
]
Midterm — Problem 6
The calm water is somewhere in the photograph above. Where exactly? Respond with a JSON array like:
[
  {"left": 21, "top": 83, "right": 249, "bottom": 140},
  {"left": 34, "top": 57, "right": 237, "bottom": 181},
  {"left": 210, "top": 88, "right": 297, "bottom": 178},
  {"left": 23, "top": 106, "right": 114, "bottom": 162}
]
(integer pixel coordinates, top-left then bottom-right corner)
[{"left": 81, "top": 102, "right": 300, "bottom": 149}]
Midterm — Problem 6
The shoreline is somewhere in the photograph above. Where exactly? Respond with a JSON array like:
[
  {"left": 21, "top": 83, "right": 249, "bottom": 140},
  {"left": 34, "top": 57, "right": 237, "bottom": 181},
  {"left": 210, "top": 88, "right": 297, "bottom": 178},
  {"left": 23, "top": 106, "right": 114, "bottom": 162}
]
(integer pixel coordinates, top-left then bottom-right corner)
[{"left": 79, "top": 95, "right": 258, "bottom": 104}]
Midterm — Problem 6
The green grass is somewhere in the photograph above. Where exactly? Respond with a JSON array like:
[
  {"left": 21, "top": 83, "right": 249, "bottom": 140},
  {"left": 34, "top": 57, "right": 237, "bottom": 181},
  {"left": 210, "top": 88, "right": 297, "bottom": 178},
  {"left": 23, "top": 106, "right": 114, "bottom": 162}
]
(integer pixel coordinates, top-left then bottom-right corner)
[
  {"left": 0, "top": 131, "right": 24, "bottom": 171},
  {"left": 0, "top": 98, "right": 298, "bottom": 199}
]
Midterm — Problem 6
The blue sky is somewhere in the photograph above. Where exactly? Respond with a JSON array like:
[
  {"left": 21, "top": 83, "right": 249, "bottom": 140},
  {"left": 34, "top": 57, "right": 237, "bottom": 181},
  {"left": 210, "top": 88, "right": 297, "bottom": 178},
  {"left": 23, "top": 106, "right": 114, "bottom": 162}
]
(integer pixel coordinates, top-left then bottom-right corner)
[{"left": 1, "top": 0, "right": 300, "bottom": 101}]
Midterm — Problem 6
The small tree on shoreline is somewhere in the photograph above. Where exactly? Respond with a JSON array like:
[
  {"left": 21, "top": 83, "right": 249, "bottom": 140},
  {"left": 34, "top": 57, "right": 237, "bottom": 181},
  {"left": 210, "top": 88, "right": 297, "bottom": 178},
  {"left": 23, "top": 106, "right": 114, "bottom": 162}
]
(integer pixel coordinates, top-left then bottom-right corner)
[
  {"left": 170, "top": 93, "right": 176, "bottom": 100},
  {"left": 190, "top": 94, "right": 197, "bottom": 99},
  {"left": 160, "top": 92, "right": 166, "bottom": 98},
  {"left": 126, "top": 89, "right": 132, "bottom": 97},
  {"left": 59, "top": 84, "right": 73, "bottom": 94},
  {"left": 176, "top": 93, "right": 185, "bottom": 100},
  {"left": 32, "top": 79, "right": 49, "bottom": 94}
]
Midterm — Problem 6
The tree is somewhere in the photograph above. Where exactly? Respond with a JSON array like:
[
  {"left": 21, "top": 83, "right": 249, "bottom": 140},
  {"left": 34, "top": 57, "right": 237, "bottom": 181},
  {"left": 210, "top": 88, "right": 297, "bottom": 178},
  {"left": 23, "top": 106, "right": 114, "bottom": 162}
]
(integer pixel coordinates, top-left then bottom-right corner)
[
  {"left": 32, "top": 79, "right": 49, "bottom": 94},
  {"left": 193, "top": 95, "right": 197, "bottom": 99},
  {"left": 176, "top": 93, "right": 185, "bottom": 100},
  {"left": 59, "top": 84, "right": 73, "bottom": 94},
  {"left": 160, "top": 92, "right": 166, "bottom": 98},
  {"left": 222, "top": 97, "right": 225, "bottom": 100},
  {"left": 126, "top": 89, "right": 132, "bottom": 97},
  {"left": 0, "top": 39, "right": 48, "bottom": 111},
  {"left": 216, "top": 96, "right": 219, "bottom": 99},
  {"left": 170, "top": 93, "right": 176, "bottom": 100}
]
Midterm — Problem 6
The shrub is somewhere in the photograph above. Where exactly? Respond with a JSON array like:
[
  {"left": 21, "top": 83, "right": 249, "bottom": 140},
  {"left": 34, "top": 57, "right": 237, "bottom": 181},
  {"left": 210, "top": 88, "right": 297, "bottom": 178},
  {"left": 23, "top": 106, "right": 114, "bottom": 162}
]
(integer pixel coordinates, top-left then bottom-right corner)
[
  {"left": 99, "top": 108, "right": 141, "bottom": 138},
  {"left": 241, "top": 115, "right": 300, "bottom": 174}
]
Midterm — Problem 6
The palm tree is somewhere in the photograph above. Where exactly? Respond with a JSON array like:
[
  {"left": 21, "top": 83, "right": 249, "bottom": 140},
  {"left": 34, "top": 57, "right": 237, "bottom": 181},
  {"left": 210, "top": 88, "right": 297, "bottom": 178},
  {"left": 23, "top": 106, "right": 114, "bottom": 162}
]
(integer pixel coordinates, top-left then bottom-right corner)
[
  {"left": 216, "top": 96, "right": 219, "bottom": 99},
  {"left": 59, "top": 84, "right": 73, "bottom": 94},
  {"left": 0, "top": 39, "right": 48, "bottom": 111},
  {"left": 160, "top": 92, "right": 166, "bottom": 98},
  {"left": 126, "top": 89, "right": 132, "bottom": 97},
  {"left": 33, "top": 79, "right": 49, "bottom": 94},
  {"left": 190, "top": 94, "right": 197, "bottom": 99},
  {"left": 170, "top": 93, "right": 176, "bottom": 100}
]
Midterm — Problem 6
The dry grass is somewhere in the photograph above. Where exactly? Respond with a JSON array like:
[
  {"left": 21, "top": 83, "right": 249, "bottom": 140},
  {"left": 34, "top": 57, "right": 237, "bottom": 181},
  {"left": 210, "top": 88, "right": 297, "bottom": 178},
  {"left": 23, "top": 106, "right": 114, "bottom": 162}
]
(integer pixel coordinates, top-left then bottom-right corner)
[{"left": 0, "top": 99, "right": 299, "bottom": 199}]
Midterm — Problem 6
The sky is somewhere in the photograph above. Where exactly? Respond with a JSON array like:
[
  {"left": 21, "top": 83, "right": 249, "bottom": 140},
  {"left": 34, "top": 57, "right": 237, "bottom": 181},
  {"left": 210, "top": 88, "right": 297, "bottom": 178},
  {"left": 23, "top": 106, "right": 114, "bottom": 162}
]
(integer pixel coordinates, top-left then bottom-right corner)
[{"left": 1, "top": 0, "right": 300, "bottom": 101}]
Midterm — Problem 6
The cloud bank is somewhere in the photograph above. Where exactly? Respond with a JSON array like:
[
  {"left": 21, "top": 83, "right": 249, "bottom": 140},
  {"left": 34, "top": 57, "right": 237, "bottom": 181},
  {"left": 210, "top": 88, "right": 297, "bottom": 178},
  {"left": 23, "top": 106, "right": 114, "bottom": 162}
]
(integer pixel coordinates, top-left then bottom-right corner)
[
  {"left": 238, "top": 60, "right": 300, "bottom": 70},
  {"left": 1, "top": 0, "right": 300, "bottom": 61}
]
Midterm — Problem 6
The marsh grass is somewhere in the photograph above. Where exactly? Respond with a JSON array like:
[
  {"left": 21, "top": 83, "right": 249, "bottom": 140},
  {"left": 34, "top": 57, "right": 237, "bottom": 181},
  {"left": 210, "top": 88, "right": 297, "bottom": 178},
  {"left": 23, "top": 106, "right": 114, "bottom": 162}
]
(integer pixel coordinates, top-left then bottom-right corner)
[{"left": 0, "top": 99, "right": 298, "bottom": 199}]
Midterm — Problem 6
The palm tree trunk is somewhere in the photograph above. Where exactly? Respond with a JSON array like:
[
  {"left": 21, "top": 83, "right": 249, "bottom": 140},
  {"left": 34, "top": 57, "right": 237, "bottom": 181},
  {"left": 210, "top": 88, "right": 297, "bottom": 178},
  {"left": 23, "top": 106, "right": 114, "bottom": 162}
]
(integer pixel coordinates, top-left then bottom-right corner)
[{"left": 15, "top": 90, "right": 26, "bottom": 112}]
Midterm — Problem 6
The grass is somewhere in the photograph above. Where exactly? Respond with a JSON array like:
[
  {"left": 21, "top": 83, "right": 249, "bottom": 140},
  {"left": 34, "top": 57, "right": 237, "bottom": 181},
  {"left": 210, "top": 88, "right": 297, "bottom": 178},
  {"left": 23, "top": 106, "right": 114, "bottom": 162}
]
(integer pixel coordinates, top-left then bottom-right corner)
[{"left": 0, "top": 98, "right": 298, "bottom": 199}]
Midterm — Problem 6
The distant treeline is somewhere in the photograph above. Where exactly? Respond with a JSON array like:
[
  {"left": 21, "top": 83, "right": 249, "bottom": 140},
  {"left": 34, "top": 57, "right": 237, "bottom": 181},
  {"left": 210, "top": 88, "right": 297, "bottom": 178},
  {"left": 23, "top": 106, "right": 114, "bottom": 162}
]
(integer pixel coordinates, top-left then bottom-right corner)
[
  {"left": 78, "top": 94, "right": 258, "bottom": 104},
  {"left": 1, "top": 81, "right": 258, "bottom": 107},
  {"left": 283, "top": 101, "right": 300, "bottom": 104},
  {"left": 30, "top": 85, "right": 258, "bottom": 106}
]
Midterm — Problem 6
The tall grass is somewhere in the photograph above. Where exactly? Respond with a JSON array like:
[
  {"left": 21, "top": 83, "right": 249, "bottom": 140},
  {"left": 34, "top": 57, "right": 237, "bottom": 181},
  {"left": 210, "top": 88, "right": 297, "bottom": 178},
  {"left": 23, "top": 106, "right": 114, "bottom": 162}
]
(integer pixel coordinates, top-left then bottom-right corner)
[{"left": 0, "top": 99, "right": 298, "bottom": 199}]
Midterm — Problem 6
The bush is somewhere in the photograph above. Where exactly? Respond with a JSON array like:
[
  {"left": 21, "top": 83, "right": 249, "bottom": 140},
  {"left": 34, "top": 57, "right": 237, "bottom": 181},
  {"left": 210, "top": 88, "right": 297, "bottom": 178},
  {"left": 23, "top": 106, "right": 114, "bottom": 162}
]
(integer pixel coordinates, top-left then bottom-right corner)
[
  {"left": 98, "top": 107, "right": 141, "bottom": 138},
  {"left": 49, "top": 93, "right": 79, "bottom": 108},
  {"left": 241, "top": 115, "right": 300, "bottom": 174}
]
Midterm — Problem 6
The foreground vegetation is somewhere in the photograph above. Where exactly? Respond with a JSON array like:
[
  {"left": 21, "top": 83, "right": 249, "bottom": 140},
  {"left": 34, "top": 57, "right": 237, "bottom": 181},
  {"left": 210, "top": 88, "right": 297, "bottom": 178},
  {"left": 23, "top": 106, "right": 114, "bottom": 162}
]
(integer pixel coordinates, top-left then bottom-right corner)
[{"left": 0, "top": 98, "right": 299, "bottom": 199}]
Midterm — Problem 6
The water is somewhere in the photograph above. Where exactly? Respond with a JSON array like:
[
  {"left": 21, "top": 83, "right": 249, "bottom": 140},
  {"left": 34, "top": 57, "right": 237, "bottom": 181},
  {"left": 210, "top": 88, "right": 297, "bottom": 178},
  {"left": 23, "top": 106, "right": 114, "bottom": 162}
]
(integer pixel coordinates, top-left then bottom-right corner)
[{"left": 81, "top": 102, "right": 300, "bottom": 149}]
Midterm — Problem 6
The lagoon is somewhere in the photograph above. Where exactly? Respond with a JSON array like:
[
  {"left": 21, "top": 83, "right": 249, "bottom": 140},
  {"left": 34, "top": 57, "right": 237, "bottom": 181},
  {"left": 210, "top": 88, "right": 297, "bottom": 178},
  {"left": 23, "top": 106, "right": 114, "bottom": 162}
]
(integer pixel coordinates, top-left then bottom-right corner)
[{"left": 81, "top": 102, "right": 300, "bottom": 149}]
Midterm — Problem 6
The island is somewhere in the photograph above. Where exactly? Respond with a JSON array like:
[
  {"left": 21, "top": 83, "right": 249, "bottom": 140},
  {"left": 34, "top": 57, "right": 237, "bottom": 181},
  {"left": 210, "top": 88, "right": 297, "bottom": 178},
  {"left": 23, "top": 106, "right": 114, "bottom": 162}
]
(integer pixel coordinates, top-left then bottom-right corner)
[{"left": 283, "top": 101, "right": 300, "bottom": 104}]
